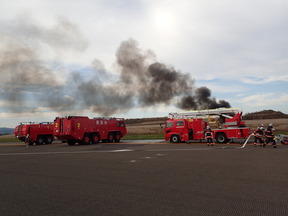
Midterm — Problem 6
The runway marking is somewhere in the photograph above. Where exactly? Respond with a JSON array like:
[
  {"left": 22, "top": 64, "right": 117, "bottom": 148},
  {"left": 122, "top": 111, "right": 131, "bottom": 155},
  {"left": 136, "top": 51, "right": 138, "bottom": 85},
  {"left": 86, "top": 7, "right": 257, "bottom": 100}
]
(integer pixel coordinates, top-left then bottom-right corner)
[
  {"left": 128, "top": 153, "right": 166, "bottom": 163},
  {"left": 110, "top": 149, "right": 134, "bottom": 152},
  {"left": 0, "top": 149, "right": 134, "bottom": 156},
  {"left": 0, "top": 145, "right": 244, "bottom": 157},
  {"left": 0, "top": 142, "right": 250, "bottom": 157}
]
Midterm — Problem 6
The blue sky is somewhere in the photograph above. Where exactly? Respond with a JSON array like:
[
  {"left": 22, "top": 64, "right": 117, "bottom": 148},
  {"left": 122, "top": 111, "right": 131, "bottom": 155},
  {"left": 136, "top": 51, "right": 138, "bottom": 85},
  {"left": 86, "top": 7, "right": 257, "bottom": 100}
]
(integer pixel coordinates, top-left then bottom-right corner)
[{"left": 0, "top": 0, "right": 288, "bottom": 127}]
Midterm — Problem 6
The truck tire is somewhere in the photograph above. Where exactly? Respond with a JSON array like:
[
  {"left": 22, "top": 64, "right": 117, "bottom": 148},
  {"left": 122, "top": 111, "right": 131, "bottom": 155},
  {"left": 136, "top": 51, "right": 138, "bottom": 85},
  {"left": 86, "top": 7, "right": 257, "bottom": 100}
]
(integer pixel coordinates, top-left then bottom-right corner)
[
  {"left": 216, "top": 133, "right": 228, "bottom": 143},
  {"left": 107, "top": 133, "right": 114, "bottom": 143},
  {"left": 36, "top": 136, "right": 44, "bottom": 145},
  {"left": 67, "top": 140, "right": 76, "bottom": 146},
  {"left": 114, "top": 133, "right": 121, "bottom": 143},
  {"left": 81, "top": 135, "right": 91, "bottom": 145},
  {"left": 171, "top": 135, "right": 180, "bottom": 143},
  {"left": 45, "top": 136, "right": 53, "bottom": 144},
  {"left": 92, "top": 134, "right": 100, "bottom": 144}
]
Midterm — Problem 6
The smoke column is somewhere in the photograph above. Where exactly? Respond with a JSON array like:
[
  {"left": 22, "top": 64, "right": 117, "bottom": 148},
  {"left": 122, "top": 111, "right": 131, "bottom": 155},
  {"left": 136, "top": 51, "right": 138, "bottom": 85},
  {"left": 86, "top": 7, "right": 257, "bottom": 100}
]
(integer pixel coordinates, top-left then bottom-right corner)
[
  {"left": 69, "top": 39, "right": 230, "bottom": 115},
  {"left": 114, "top": 39, "right": 230, "bottom": 111},
  {"left": 0, "top": 18, "right": 230, "bottom": 117}
]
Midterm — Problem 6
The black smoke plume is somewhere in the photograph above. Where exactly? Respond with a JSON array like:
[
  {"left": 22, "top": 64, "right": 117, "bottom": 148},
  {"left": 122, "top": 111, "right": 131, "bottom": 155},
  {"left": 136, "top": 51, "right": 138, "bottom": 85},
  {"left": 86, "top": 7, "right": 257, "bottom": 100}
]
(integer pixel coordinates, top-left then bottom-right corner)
[
  {"left": 0, "top": 18, "right": 230, "bottom": 116},
  {"left": 178, "top": 87, "right": 231, "bottom": 110},
  {"left": 114, "top": 39, "right": 230, "bottom": 111}
]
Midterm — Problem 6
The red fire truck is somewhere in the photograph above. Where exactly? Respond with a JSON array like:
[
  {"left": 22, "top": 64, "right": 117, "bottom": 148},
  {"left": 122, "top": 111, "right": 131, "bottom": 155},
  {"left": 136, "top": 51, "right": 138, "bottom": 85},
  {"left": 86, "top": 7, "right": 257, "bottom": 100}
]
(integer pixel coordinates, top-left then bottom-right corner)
[
  {"left": 14, "top": 122, "right": 54, "bottom": 145},
  {"left": 53, "top": 116, "right": 127, "bottom": 145},
  {"left": 164, "top": 108, "right": 250, "bottom": 143}
]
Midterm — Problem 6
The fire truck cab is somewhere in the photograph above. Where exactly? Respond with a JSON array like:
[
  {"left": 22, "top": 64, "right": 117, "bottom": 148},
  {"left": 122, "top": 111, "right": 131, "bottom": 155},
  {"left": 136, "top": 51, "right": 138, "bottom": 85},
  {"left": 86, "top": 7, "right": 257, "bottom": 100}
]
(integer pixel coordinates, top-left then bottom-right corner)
[{"left": 165, "top": 108, "right": 249, "bottom": 143}]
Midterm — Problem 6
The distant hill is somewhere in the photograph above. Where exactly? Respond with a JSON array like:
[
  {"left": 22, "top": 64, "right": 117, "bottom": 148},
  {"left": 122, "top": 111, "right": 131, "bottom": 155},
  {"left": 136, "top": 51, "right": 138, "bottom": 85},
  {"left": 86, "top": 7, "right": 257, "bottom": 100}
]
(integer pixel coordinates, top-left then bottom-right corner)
[
  {"left": 243, "top": 110, "right": 288, "bottom": 120},
  {"left": 0, "top": 127, "right": 14, "bottom": 135}
]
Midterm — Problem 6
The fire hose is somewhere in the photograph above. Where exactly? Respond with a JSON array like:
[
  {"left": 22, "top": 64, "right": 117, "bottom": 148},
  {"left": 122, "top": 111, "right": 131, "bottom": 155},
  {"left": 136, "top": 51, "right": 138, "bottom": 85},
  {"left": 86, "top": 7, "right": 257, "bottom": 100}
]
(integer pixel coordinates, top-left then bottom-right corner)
[
  {"left": 238, "top": 133, "right": 288, "bottom": 149},
  {"left": 239, "top": 134, "right": 253, "bottom": 149}
]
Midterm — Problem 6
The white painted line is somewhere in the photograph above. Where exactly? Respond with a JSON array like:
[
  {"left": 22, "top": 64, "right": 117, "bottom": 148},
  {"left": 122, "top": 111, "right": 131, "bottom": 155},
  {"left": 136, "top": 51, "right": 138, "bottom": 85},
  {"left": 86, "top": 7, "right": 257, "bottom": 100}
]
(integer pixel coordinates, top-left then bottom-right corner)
[
  {"left": 112, "top": 149, "right": 134, "bottom": 152},
  {"left": 0, "top": 144, "right": 247, "bottom": 157},
  {"left": 0, "top": 149, "right": 134, "bottom": 156}
]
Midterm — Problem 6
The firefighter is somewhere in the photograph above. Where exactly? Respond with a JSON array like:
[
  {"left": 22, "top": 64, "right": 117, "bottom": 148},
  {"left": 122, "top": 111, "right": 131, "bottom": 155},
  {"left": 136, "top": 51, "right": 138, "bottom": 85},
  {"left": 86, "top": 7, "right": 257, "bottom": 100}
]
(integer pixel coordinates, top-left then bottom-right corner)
[
  {"left": 263, "top": 124, "right": 277, "bottom": 148},
  {"left": 252, "top": 127, "right": 264, "bottom": 147},
  {"left": 267, "top": 123, "right": 273, "bottom": 131},
  {"left": 25, "top": 134, "right": 30, "bottom": 147},
  {"left": 205, "top": 126, "right": 214, "bottom": 146}
]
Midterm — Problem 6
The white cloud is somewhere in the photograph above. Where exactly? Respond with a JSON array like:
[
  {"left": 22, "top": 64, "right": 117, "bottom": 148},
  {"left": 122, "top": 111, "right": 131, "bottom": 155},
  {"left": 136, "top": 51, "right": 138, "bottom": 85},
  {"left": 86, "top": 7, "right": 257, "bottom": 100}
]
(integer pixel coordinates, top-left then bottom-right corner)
[
  {"left": 241, "top": 74, "right": 288, "bottom": 84},
  {"left": 2, "top": 0, "right": 287, "bottom": 79},
  {"left": 238, "top": 93, "right": 288, "bottom": 108}
]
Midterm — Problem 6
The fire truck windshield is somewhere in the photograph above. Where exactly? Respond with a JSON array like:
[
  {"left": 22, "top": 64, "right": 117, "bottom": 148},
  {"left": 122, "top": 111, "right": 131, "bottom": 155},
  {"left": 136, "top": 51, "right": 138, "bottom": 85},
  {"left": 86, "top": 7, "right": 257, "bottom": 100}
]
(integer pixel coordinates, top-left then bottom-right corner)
[
  {"left": 166, "top": 121, "right": 173, "bottom": 128},
  {"left": 176, "top": 121, "right": 184, "bottom": 126},
  {"left": 118, "top": 122, "right": 125, "bottom": 127}
]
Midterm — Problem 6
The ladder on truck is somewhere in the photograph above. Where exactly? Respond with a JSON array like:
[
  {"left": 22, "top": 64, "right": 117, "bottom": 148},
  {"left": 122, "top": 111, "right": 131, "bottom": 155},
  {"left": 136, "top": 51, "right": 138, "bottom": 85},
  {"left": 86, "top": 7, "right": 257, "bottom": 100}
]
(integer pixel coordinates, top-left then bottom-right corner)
[{"left": 168, "top": 108, "right": 242, "bottom": 119}]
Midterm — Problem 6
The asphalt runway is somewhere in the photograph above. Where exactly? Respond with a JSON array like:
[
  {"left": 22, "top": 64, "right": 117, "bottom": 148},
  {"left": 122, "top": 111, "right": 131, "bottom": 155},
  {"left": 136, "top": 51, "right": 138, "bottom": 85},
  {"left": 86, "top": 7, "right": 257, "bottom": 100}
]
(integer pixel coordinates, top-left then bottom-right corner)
[{"left": 0, "top": 141, "right": 287, "bottom": 216}]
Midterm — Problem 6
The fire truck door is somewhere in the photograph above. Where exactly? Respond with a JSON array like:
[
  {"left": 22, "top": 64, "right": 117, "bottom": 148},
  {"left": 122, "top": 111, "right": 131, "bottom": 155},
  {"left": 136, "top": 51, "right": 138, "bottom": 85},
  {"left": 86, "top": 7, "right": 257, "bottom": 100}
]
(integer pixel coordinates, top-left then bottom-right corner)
[
  {"left": 193, "top": 120, "right": 205, "bottom": 140},
  {"left": 176, "top": 120, "right": 185, "bottom": 132}
]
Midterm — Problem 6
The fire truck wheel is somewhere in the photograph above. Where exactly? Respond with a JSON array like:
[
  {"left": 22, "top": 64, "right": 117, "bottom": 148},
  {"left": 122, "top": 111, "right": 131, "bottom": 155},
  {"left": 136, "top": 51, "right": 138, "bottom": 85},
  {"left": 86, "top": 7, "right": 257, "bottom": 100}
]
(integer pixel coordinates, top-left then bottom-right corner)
[
  {"left": 216, "top": 133, "right": 228, "bottom": 143},
  {"left": 92, "top": 134, "right": 100, "bottom": 144},
  {"left": 45, "top": 136, "right": 53, "bottom": 144},
  {"left": 36, "top": 136, "right": 44, "bottom": 145},
  {"left": 82, "top": 135, "right": 91, "bottom": 145},
  {"left": 114, "top": 133, "right": 121, "bottom": 143},
  {"left": 171, "top": 135, "right": 180, "bottom": 143},
  {"left": 108, "top": 133, "right": 114, "bottom": 143},
  {"left": 67, "top": 140, "right": 76, "bottom": 146}
]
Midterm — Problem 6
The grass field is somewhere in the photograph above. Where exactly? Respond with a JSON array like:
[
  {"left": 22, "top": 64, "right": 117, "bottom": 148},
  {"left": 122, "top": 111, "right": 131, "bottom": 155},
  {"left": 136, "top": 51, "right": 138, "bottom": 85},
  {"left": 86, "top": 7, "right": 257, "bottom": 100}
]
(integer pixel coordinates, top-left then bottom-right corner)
[
  {"left": 244, "top": 118, "right": 288, "bottom": 131},
  {"left": 123, "top": 134, "right": 164, "bottom": 140},
  {"left": 0, "top": 134, "right": 20, "bottom": 143}
]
